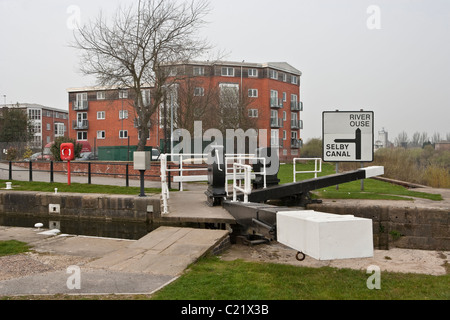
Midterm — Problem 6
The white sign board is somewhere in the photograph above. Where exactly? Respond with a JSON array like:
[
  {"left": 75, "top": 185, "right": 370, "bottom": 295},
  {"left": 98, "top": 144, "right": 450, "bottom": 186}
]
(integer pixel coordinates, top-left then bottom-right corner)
[{"left": 322, "top": 111, "right": 374, "bottom": 162}]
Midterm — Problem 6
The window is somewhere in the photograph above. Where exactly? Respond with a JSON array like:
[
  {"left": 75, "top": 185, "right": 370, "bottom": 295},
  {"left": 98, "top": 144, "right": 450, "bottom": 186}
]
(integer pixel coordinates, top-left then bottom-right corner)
[
  {"left": 291, "top": 112, "right": 298, "bottom": 121},
  {"left": 248, "top": 89, "right": 258, "bottom": 98},
  {"left": 292, "top": 75, "right": 299, "bottom": 85},
  {"left": 219, "top": 83, "right": 239, "bottom": 108},
  {"left": 194, "top": 87, "right": 204, "bottom": 97},
  {"left": 77, "top": 112, "right": 87, "bottom": 124},
  {"left": 97, "top": 91, "right": 106, "bottom": 100},
  {"left": 221, "top": 67, "right": 234, "bottom": 77},
  {"left": 269, "top": 69, "right": 278, "bottom": 80},
  {"left": 248, "top": 109, "right": 258, "bottom": 118},
  {"left": 271, "top": 129, "right": 279, "bottom": 147},
  {"left": 283, "top": 130, "right": 287, "bottom": 140},
  {"left": 193, "top": 66, "right": 205, "bottom": 76},
  {"left": 97, "top": 111, "right": 105, "bottom": 120},
  {"left": 119, "top": 130, "right": 128, "bottom": 139},
  {"left": 283, "top": 92, "right": 287, "bottom": 102},
  {"left": 291, "top": 131, "right": 298, "bottom": 139},
  {"left": 46, "top": 111, "right": 51, "bottom": 117},
  {"left": 55, "top": 112, "right": 59, "bottom": 118},
  {"left": 142, "top": 89, "right": 151, "bottom": 106},
  {"left": 119, "top": 110, "right": 128, "bottom": 119},
  {"left": 138, "top": 129, "right": 150, "bottom": 140},
  {"left": 119, "top": 90, "right": 128, "bottom": 99},
  {"left": 77, "top": 131, "right": 87, "bottom": 141},
  {"left": 32, "top": 123, "right": 41, "bottom": 134},
  {"left": 46, "top": 123, "right": 50, "bottom": 131},
  {"left": 270, "top": 90, "right": 279, "bottom": 107},
  {"left": 97, "top": 131, "right": 106, "bottom": 139},
  {"left": 291, "top": 94, "right": 298, "bottom": 102},
  {"left": 248, "top": 69, "right": 258, "bottom": 77},
  {"left": 28, "top": 109, "right": 41, "bottom": 120},
  {"left": 283, "top": 111, "right": 287, "bottom": 121},
  {"left": 76, "top": 93, "right": 87, "bottom": 101},
  {"left": 54, "top": 123, "right": 65, "bottom": 137},
  {"left": 282, "top": 73, "right": 287, "bottom": 82},
  {"left": 271, "top": 109, "right": 278, "bottom": 120}
]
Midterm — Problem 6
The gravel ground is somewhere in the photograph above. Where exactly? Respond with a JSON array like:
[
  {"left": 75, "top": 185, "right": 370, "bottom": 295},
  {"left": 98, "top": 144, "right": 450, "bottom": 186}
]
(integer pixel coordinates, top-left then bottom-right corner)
[
  {"left": 220, "top": 242, "right": 450, "bottom": 276},
  {"left": 0, "top": 252, "right": 93, "bottom": 281}
]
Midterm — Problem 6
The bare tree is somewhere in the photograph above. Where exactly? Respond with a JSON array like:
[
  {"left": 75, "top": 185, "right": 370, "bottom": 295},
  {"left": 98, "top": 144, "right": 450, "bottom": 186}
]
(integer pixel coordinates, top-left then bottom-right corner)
[
  {"left": 431, "top": 132, "right": 442, "bottom": 144},
  {"left": 72, "top": 0, "right": 211, "bottom": 150},
  {"left": 411, "top": 131, "right": 421, "bottom": 148},
  {"left": 395, "top": 131, "right": 409, "bottom": 148}
]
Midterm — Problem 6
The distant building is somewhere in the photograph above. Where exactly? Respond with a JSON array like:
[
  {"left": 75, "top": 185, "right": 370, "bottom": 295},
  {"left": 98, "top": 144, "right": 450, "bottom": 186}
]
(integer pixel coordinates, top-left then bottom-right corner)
[
  {"left": 67, "top": 60, "right": 304, "bottom": 161},
  {"left": 435, "top": 141, "right": 450, "bottom": 151},
  {"left": 375, "top": 128, "right": 390, "bottom": 150},
  {"left": 0, "top": 103, "right": 69, "bottom": 149}
]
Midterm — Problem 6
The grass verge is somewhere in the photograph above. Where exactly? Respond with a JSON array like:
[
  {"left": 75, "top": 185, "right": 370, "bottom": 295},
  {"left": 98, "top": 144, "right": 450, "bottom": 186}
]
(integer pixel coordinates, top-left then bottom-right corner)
[
  {"left": 0, "top": 240, "right": 31, "bottom": 257},
  {"left": 278, "top": 163, "right": 443, "bottom": 201},
  {"left": 150, "top": 256, "right": 450, "bottom": 300},
  {"left": 0, "top": 179, "right": 162, "bottom": 195}
]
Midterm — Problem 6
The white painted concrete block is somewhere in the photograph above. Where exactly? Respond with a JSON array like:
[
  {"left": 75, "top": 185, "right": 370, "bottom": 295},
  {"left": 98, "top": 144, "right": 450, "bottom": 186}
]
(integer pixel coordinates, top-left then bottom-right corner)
[{"left": 276, "top": 211, "right": 373, "bottom": 260}]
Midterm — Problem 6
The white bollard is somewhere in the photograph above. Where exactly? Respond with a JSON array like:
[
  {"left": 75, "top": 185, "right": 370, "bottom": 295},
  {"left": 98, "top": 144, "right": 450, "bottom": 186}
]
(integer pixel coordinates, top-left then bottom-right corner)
[
  {"left": 55, "top": 188, "right": 58, "bottom": 194},
  {"left": 6, "top": 182, "right": 12, "bottom": 189}
]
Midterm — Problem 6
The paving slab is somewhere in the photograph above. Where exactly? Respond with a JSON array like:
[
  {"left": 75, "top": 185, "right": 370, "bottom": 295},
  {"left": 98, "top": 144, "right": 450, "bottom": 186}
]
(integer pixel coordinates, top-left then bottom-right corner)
[{"left": 87, "top": 226, "right": 230, "bottom": 277}]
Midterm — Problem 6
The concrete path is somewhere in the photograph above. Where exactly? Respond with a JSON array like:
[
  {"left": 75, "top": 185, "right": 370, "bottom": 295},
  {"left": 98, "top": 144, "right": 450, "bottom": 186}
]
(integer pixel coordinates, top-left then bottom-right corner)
[
  {"left": 87, "top": 226, "right": 229, "bottom": 276},
  {"left": 0, "top": 226, "right": 229, "bottom": 296}
]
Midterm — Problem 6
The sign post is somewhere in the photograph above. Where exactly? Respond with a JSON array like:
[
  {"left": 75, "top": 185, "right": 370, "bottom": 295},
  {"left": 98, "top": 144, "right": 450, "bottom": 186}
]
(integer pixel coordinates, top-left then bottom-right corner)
[
  {"left": 323, "top": 111, "right": 374, "bottom": 163},
  {"left": 323, "top": 111, "right": 374, "bottom": 190}
]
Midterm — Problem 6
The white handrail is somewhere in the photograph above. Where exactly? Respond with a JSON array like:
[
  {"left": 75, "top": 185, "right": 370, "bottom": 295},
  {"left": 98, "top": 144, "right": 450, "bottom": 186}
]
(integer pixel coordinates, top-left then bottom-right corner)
[
  {"left": 232, "top": 163, "right": 252, "bottom": 203},
  {"left": 224, "top": 156, "right": 266, "bottom": 196},
  {"left": 160, "top": 152, "right": 266, "bottom": 213},
  {"left": 293, "top": 158, "right": 322, "bottom": 182},
  {"left": 160, "top": 154, "right": 170, "bottom": 214}
]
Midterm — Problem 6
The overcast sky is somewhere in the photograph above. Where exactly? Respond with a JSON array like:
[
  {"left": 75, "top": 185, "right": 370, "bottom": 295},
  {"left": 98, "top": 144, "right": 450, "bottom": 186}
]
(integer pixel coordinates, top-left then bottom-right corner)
[{"left": 0, "top": 0, "right": 449, "bottom": 142}]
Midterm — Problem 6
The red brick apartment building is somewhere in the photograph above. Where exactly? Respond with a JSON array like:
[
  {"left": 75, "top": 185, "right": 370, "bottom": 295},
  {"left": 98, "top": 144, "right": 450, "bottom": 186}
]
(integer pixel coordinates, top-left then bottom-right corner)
[
  {"left": 67, "top": 61, "right": 303, "bottom": 161},
  {"left": 0, "top": 103, "right": 68, "bottom": 149}
]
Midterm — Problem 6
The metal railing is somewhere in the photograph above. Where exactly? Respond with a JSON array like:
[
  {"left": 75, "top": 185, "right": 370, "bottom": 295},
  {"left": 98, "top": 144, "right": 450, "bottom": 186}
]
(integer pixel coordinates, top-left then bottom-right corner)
[
  {"left": 293, "top": 158, "right": 322, "bottom": 182},
  {"left": 224, "top": 155, "right": 266, "bottom": 196},
  {"left": 232, "top": 163, "right": 252, "bottom": 203},
  {"left": 159, "top": 153, "right": 268, "bottom": 213},
  {"left": 0, "top": 160, "right": 159, "bottom": 187}
]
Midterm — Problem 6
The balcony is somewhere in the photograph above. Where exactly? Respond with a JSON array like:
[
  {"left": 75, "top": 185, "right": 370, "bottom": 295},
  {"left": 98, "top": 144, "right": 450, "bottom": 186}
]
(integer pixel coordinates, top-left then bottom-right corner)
[
  {"left": 291, "top": 119, "right": 303, "bottom": 130},
  {"left": 291, "top": 139, "right": 303, "bottom": 149},
  {"left": 291, "top": 101, "right": 303, "bottom": 111},
  {"left": 270, "top": 117, "right": 283, "bottom": 128},
  {"left": 270, "top": 98, "right": 283, "bottom": 109},
  {"left": 73, "top": 100, "right": 89, "bottom": 111},
  {"left": 73, "top": 120, "right": 89, "bottom": 130}
]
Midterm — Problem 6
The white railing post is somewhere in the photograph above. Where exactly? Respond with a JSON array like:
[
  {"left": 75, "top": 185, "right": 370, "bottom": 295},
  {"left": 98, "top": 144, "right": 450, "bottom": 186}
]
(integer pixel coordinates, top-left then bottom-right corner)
[
  {"left": 293, "top": 158, "right": 323, "bottom": 182},
  {"left": 232, "top": 163, "right": 252, "bottom": 203},
  {"left": 160, "top": 154, "right": 169, "bottom": 214}
]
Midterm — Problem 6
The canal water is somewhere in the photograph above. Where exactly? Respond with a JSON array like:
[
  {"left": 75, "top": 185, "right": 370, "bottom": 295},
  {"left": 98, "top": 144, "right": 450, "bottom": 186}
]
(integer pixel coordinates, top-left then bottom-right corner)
[{"left": 0, "top": 214, "right": 151, "bottom": 240}]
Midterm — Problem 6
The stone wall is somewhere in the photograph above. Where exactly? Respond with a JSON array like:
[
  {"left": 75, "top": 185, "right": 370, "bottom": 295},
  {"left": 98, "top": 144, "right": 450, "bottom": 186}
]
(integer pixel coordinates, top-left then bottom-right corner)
[
  {"left": 307, "top": 202, "right": 449, "bottom": 251},
  {"left": 0, "top": 190, "right": 161, "bottom": 223}
]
